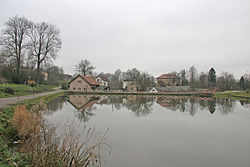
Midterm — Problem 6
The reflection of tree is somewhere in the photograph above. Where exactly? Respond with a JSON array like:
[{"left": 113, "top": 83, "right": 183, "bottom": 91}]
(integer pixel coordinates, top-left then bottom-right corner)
[
  {"left": 188, "top": 98, "right": 197, "bottom": 116},
  {"left": 208, "top": 99, "right": 216, "bottom": 114},
  {"left": 46, "top": 96, "right": 68, "bottom": 115},
  {"left": 180, "top": 99, "right": 188, "bottom": 112},
  {"left": 216, "top": 98, "right": 235, "bottom": 115},
  {"left": 240, "top": 100, "right": 250, "bottom": 108},
  {"left": 198, "top": 100, "right": 208, "bottom": 111},
  {"left": 124, "top": 96, "right": 154, "bottom": 117},
  {"left": 64, "top": 94, "right": 239, "bottom": 119},
  {"left": 75, "top": 107, "right": 95, "bottom": 122},
  {"left": 108, "top": 97, "right": 123, "bottom": 111}
]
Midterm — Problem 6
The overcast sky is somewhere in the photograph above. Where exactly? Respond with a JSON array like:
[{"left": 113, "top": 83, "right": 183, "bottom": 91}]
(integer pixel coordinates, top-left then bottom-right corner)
[{"left": 0, "top": 0, "right": 249, "bottom": 78}]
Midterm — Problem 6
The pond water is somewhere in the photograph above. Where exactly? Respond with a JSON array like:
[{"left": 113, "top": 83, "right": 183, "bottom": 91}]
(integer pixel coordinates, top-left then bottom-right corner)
[{"left": 44, "top": 95, "right": 250, "bottom": 167}]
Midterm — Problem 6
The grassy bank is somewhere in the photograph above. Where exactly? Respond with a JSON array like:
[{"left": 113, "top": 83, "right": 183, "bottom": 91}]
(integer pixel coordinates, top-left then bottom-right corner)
[
  {"left": 0, "top": 91, "right": 65, "bottom": 167},
  {"left": 213, "top": 91, "right": 250, "bottom": 100},
  {"left": 0, "top": 83, "right": 57, "bottom": 98}
]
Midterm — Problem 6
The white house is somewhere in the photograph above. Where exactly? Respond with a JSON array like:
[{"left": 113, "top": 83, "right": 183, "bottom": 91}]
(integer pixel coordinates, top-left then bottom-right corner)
[{"left": 149, "top": 87, "right": 158, "bottom": 93}]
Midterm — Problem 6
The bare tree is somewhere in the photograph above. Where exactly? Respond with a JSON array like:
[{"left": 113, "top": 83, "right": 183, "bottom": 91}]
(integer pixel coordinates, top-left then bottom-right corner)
[
  {"left": 28, "top": 22, "right": 61, "bottom": 83},
  {"left": 179, "top": 69, "right": 188, "bottom": 86},
  {"left": 75, "top": 59, "right": 95, "bottom": 76},
  {"left": 110, "top": 69, "right": 122, "bottom": 90},
  {"left": 0, "top": 16, "right": 30, "bottom": 74},
  {"left": 189, "top": 65, "right": 197, "bottom": 88},
  {"left": 217, "top": 72, "right": 237, "bottom": 91},
  {"left": 199, "top": 72, "right": 208, "bottom": 89}
]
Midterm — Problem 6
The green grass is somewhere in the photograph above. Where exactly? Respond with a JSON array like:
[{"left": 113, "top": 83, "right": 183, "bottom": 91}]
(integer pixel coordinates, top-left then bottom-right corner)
[
  {"left": 0, "top": 91, "right": 65, "bottom": 166},
  {"left": 213, "top": 91, "right": 250, "bottom": 100},
  {"left": 0, "top": 83, "right": 57, "bottom": 98}
]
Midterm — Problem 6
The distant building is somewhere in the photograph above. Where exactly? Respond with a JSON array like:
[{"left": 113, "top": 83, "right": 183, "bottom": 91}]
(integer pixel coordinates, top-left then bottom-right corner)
[
  {"left": 96, "top": 76, "right": 110, "bottom": 90},
  {"left": 157, "top": 73, "right": 180, "bottom": 87},
  {"left": 149, "top": 87, "right": 158, "bottom": 93},
  {"left": 122, "top": 79, "right": 137, "bottom": 92},
  {"left": 68, "top": 75, "right": 100, "bottom": 92},
  {"left": 126, "top": 83, "right": 137, "bottom": 92},
  {"left": 122, "top": 79, "right": 133, "bottom": 89}
]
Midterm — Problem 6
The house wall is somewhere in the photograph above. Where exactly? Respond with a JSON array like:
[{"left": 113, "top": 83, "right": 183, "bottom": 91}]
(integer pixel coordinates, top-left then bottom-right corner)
[
  {"left": 96, "top": 77, "right": 109, "bottom": 87},
  {"left": 69, "top": 76, "right": 93, "bottom": 92},
  {"left": 127, "top": 84, "right": 137, "bottom": 92},
  {"left": 123, "top": 81, "right": 132, "bottom": 89},
  {"left": 157, "top": 78, "right": 180, "bottom": 86}
]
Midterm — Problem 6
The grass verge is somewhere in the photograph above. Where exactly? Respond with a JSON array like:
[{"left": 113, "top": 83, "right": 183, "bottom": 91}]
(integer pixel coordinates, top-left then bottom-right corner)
[
  {"left": 0, "top": 83, "right": 57, "bottom": 98},
  {"left": 0, "top": 91, "right": 64, "bottom": 166},
  {"left": 213, "top": 91, "right": 250, "bottom": 100}
]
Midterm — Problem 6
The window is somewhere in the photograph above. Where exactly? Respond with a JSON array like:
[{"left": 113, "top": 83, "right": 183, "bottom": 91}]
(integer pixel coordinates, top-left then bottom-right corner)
[
  {"left": 73, "top": 87, "right": 76, "bottom": 90},
  {"left": 78, "top": 80, "right": 82, "bottom": 83},
  {"left": 78, "top": 88, "right": 81, "bottom": 91}
]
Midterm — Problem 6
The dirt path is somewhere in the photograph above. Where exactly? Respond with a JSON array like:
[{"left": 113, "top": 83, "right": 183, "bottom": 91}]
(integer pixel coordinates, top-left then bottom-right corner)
[{"left": 0, "top": 88, "right": 64, "bottom": 108}]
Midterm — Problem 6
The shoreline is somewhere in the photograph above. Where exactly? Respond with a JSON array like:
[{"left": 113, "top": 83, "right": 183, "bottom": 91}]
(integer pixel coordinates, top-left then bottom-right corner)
[{"left": 67, "top": 91, "right": 213, "bottom": 97}]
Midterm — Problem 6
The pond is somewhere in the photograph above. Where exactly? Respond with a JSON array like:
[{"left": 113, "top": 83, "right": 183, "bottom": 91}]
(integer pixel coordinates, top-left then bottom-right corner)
[{"left": 44, "top": 95, "right": 250, "bottom": 167}]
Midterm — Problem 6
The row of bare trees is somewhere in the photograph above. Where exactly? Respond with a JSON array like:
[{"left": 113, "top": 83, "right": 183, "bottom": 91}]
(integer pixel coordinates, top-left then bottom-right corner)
[
  {"left": 0, "top": 16, "right": 62, "bottom": 84},
  {"left": 74, "top": 59, "right": 249, "bottom": 91},
  {"left": 177, "top": 66, "right": 250, "bottom": 91}
]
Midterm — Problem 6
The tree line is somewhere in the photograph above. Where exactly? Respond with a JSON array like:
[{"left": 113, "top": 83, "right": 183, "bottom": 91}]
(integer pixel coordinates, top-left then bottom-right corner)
[
  {"left": 75, "top": 59, "right": 155, "bottom": 91},
  {"left": 0, "top": 16, "right": 62, "bottom": 84},
  {"left": 177, "top": 66, "right": 249, "bottom": 91},
  {"left": 75, "top": 59, "right": 250, "bottom": 91}
]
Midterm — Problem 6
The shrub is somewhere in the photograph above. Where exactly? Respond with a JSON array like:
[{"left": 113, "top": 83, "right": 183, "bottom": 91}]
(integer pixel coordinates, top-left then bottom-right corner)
[
  {"left": 12, "top": 105, "right": 40, "bottom": 139},
  {"left": 61, "top": 82, "right": 68, "bottom": 90},
  {"left": 21, "top": 125, "right": 109, "bottom": 167},
  {"left": 4, "top": 87, "right": 14, "bottom": 94}
]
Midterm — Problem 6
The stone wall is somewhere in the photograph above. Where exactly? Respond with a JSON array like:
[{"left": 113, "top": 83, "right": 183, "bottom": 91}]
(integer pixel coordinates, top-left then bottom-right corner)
[{"left": 69, "top": 76, "right": 93, "bottom": 92}]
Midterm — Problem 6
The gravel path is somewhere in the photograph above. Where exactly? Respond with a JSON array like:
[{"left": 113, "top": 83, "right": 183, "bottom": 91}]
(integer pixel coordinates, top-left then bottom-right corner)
[{"left": 0, "top": 88, "right": 64, "bottom": 109}]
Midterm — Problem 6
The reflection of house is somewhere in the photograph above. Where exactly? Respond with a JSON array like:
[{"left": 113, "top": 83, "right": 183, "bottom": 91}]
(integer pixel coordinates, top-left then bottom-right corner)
[
  {"left": 157, "top": 73, "right": 180, "bottom": 87},
  {"left": 96, "top": 76, "right": 110, "bottom": 90},
  {"left": 68, "top": 95, "right": 99, "bottom": 111},
  {"left": 156, "top": 97, "right": 180, "bottom": 108},
  {"left": 69, "top": 75, "right": 100, "bottom": 92},
  {"left": 122, "top": 79, "right": 137, "bottom": 92}
]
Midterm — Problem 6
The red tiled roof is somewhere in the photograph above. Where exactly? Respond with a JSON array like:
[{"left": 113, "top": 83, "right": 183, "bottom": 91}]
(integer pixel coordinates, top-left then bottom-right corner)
[
  {"left": 80, "top": 75, "right": 100, "bottom": 85},
  {"left": 68, "top": 75, "right": 100, "bottom": 85},
  {"left": 157, "top": 74, "right": 178, "bottom": 79}
]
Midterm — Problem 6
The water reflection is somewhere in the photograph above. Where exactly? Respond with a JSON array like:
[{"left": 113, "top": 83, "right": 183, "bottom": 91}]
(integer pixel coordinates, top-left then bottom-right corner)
[
  {"left": 123, "top": 96, "right": 154, "bottom": 117},
  {"left": 68, "top": 95, "right": 99, "bottom": 122},
  {"left": 239, "top": 100, "right": 250, "bottom": 108},
  {"left": 46, "top": 96, "right": 67, "bottom": 115},
  {"left": 46, "top": 94, "right": 249, "bottom": 121}
]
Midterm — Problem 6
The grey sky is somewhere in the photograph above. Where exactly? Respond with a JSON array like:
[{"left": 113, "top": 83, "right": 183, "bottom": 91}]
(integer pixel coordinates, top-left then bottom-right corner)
[{"left": 0, "top": 0, "right": 249, "bottom": 78}]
